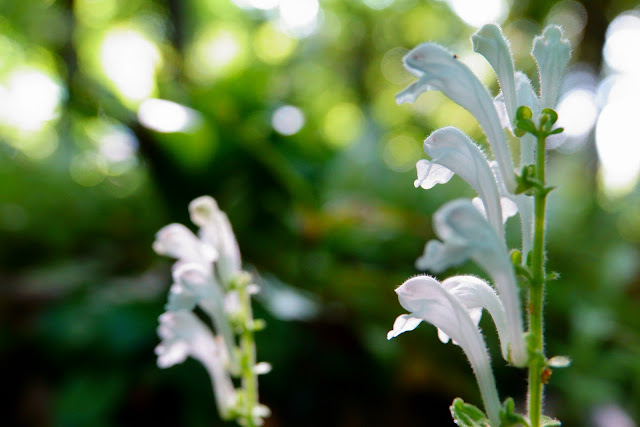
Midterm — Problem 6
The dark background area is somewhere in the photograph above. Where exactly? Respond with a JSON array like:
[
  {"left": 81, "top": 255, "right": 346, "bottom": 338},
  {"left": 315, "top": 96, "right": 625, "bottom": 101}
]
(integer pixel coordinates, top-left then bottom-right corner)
[{"left": 1, "top": 0, "right": 639, "bottom": 425}]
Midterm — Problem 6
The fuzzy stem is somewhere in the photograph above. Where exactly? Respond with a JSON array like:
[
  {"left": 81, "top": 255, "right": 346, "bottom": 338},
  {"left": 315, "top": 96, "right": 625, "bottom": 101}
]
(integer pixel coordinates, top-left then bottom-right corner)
[
  {"left": 238, "top": 276, "right": 259, "bottom": 427},
  {"left": 527, "top": 133, "right": 549, "bottom": 427}
]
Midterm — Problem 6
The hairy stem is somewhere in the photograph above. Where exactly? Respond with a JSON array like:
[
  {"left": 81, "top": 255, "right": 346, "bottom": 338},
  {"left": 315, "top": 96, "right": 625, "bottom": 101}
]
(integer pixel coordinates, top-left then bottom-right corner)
[
  {"left": 238, "top": 276, "right": 259, "bottom": 427},
  {"left": 528, "top": 133, "right": 549, "bottom": 427}
]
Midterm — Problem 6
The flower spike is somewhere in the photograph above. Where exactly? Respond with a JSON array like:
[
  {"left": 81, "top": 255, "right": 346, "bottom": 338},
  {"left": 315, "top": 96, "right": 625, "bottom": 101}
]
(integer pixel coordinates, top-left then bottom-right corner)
[
  {"left": 389, "top": 276, "right": 501, "bottom": 425},
  {"left": 396, "top": 43, "right": 517, "bottom": 193}
]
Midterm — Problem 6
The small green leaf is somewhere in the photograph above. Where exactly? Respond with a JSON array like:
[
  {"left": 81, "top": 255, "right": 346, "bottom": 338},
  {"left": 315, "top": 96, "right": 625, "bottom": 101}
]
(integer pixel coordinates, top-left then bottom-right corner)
[
  {"left": 499, "top": 398, "right": 529, "bottom": 427},
  {"left": 450, "top": 398, "right": 491, "bottom": 426},
  {"left": 546, "top": 272, "right": 560, "bottom": 281},
  {"left": 541, "top": 415, "right": 562, "bottom": 426},
  {"left": 549, "top": 127, "right": 564, "bottom": 135}
]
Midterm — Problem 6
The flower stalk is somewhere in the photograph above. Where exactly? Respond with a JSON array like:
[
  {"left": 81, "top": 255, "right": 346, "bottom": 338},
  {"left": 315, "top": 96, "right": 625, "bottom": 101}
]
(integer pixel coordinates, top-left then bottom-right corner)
[{"left": 527, "top": 125, "right": 551, "bottom": 427}]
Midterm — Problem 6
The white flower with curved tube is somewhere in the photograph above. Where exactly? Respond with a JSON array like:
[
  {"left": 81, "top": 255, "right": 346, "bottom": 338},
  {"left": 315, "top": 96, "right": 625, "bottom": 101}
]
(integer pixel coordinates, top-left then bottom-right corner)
[
  {"left": 189, "top": 196, "right": 241, "bottom": 286},
  {"left": 532, "top": 25, "right": 572, "bottom": 110},
  {"left": 438, "top": 276, "right": 510, "bottom": 361},
  {"left": 416, "top": 126, "right": 507, "bottom": 237},
  {"left": 153, "top": 223, "right": 217, "bottom": 267},
  {"left": 169, "top": 263, "right": 239, "bottom": 372},
  {"left": 388, "top": 275, "right": 501, "bottom": 425},
  {"left": 472, "top": 24, "right": 518, "bottom": 129},
  {"left": 396, "top": 43, "right": 517, "bottom": 193},
  {"left": 416, "top": 199, "right": 527, "bottom": 366},
  {"left": 156, "top": 310, "right": 237, "bottom": 418}
]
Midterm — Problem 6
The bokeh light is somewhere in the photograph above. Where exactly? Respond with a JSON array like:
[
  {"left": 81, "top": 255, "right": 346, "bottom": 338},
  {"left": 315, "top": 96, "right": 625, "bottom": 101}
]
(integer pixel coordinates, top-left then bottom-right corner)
[
  {"left": 100, "top": 28, "right": 161, "bottom": 103},
  {"left": 272, "top": 105, "right": 305, "bottom": 136},
  {"left": 0, "top": 67, "right": 63, "bottom": 132},
  {"left": 603, "top": 12, "right": 640, "bottom": 73},
  {"left": 278, "top": 0, "right": 320, "bottom": 38},
  {"left": 138, "top": 99, "right": 202, "bottom": 134},
  {"left": 446, "top": 0, "right": 508, "bottom": 27},
  {"left": 322, "top": 102, "right": 365, "bottom": 148}
]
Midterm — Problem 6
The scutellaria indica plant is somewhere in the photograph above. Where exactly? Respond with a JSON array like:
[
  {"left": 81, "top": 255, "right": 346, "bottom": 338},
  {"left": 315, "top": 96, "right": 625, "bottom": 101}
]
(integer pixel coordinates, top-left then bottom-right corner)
[
  {"left": 388, "top": 24, "right": 572, "bottom": 427},
  {"left": 153, "top": 196, "right": 270, "bottom": 427}
]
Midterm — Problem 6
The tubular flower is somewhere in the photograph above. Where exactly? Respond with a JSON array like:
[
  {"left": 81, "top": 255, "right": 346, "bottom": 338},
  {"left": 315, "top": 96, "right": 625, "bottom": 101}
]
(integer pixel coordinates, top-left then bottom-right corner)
[
  {"left": 396, "top": 42, "right": 517, "bottom": 193},
  {"left": 156, "top": 310, "right": 237, "bottom": 418},
  {"left": 415, "top": 126, "right": 509, "bottom": 239},
  {"left": 388, "top": 276, "right": 501, "bottom": 425},
  {"left": 416, "top": 199, "right": 527, "bottom": 366}
]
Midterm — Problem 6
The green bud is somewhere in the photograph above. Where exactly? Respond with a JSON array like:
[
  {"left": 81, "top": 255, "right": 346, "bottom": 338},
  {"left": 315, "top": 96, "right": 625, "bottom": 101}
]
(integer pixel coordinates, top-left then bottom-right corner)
[
  {"left": 510, "top": 249, "right": 522, "bottom": 266},
  {"left": 516, "top": 105, "right": 533, "bottom": 120}
]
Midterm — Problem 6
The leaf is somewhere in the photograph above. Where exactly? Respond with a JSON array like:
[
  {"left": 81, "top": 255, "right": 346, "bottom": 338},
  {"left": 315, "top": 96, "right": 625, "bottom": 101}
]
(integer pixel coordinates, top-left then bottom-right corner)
[
  {"left": 499, "top": 398, "right": 529, "bottom": 427},
  {"left": 541, "top": 415, "right": 562, "bottom": 426},
  {"left": 450, "top": 398, "right": 492, "bottom": 427}
]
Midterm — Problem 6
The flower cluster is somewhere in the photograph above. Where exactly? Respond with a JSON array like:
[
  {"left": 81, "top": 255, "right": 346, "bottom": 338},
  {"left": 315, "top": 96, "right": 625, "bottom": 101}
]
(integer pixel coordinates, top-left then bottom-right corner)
[
  {"left": 388, "top": 24, "right": 571, "bottom": 425},
  {"left": 154, "top": 196, "right": 270, "bottom": 426}
]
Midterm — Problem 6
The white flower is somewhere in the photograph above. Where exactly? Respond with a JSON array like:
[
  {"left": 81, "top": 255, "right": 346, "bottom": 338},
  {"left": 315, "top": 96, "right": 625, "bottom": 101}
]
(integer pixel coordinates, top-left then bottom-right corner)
[
  {"left": 415, "top": 126, "right": 509, "bottom": 238},
  {"left": 416, "top": 199, "right": 527, "bottom": 366},
  {"left": 153, "top": 223, "right": 217, "bottom": 268},
  {"left": 438, "top": 276, "right": 510, "bottom": 361},
  {"left": 388, "top": 275, "right": 501, "bottom": 425},
  {"left": 169, "top": 263, "right": 239, "bottom": 372},
  {"left": 472, "top": 24, "right": 518, "bottom": 129},
  {"left": 189, "top": 196, "right": 241, "bottom": 285},
  {"left": 156, "top": 311, "right": 237, "bottom": 418},
  {"left": 396, "top": 43, "right": 517, "bottom": 193},
  {"left": 532, "top": 26, "right": 572, "bottom": 110}
]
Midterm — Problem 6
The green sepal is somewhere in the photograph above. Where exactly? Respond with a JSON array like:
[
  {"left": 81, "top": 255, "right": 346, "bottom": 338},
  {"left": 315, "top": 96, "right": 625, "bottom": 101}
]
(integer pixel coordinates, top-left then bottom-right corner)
[
  {"left": 499, "top": 398, "right": 529, "bottom": 427},
  {"left": 450, "top": 398, "right": 492, "bottom": 426},
  {"left": 548, "top": 127, "right": 564, "bottom": 135},
  {"left": 541, "top": 415, "right": 562, "bottom": 426}
]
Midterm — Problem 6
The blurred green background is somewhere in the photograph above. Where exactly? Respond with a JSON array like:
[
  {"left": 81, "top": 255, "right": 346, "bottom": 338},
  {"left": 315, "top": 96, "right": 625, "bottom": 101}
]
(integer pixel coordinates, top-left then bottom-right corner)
[{"left": 2, "top": 0, "right": 640, "bottom": 425}]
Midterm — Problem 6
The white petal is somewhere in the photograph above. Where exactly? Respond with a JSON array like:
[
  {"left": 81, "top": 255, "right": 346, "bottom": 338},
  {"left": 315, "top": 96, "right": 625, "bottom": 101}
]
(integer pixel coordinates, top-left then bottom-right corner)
[
  {"left": 428, "top": 199, "right": 527, "bottom": 366},
  {"left": 190, "top": 196, "right": 242, "bottom": 285},
  {"left": 414, "top": 159, "right": 454, "bottom": 189},
  {"left": 442, "top": 275, "right": 510, "bottom": 360},
  {"left": 425, "top": 127, "right": 504, "bottom": 236},
  {"left": 154, "top": 223, "right": 217, "bottom": 263},
  {"left": 397, "top": 43, "right": 517, "bottom": 193},
  {"left": 493, "top": 92, "right": 510, "bottom": 129},
  {"left": 165, "top": 283, "right": 199, "bottom": 311},
  {"left": 387, "top": 314, "right": 423, "bottom": 340},
  {"left": 532, "top": 25, "right": 572, "bottom": 109},
  {"left": 415, "top": 239, "right": 471, "bottom": 273},
  {"left": 156, "top": 311, "right": 237, "bottom": 417},
  {"left": 514, "top": 72, "right": 540, "bottom": 165},
  {"left": 394, "top": 276, "right": 501, "bottom": 424},
  {"left": 472, "top": 24, "right": 518, "bottom": 128}
]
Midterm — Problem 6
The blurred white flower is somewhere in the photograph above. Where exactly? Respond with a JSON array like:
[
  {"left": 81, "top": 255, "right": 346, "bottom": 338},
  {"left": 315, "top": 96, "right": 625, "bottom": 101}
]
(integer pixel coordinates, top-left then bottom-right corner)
[{"left": 156, "top": 311, "right": 237, "bottom": 417}]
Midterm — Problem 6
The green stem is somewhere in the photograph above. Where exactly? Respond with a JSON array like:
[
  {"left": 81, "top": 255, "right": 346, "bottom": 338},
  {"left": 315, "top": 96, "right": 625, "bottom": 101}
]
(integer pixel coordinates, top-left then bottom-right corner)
[
  {"left": 528, "top": 133, "right": 548, "bottom": 427},
  {"left": 238, "top": 277, "right": 259, "bottom": 427}
]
